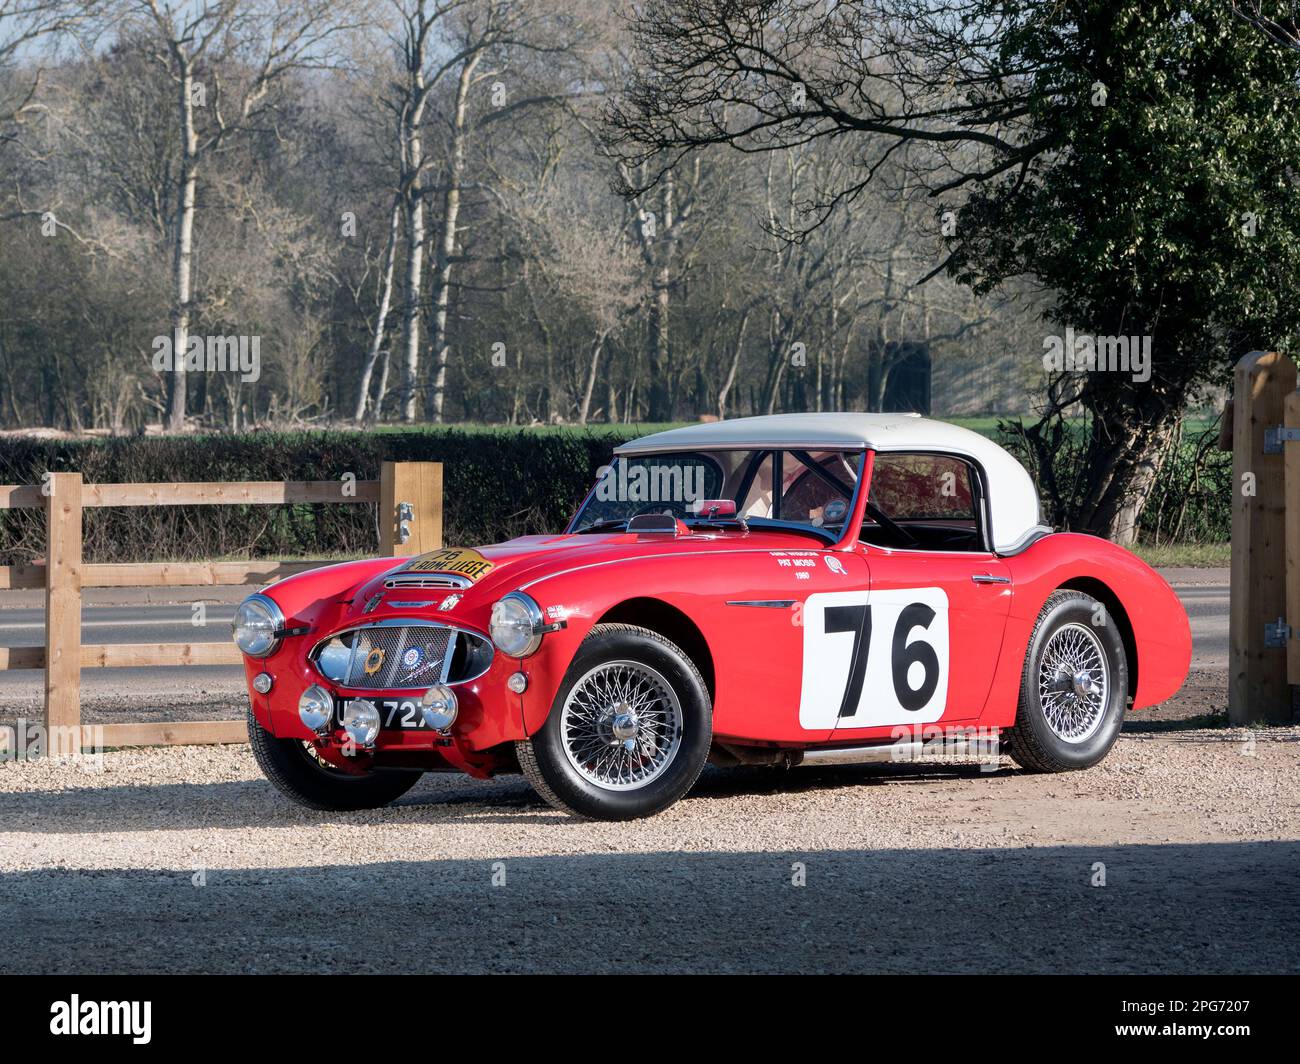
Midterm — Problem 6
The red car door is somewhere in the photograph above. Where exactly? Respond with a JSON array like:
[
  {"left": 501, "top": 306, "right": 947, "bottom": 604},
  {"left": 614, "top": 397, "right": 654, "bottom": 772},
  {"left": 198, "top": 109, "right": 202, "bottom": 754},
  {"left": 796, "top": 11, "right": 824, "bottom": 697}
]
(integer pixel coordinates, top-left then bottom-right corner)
[
  {"left": 796, "top": 449, "right": 1015, "bottom": 741},
  {"left": 827, "top": 549, "right": 1012, "bottom": 740}
]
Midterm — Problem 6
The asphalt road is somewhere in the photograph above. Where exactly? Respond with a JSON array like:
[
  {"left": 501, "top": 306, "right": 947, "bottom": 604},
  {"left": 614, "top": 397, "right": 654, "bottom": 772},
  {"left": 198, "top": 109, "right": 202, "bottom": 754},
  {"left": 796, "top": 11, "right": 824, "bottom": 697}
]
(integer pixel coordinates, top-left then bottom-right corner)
[
  {"left": 0, "top": 601, "right": 242, "bottom": 705},
  {"left": 0, "top": 569, "right": 1230, "bottom": 707}
]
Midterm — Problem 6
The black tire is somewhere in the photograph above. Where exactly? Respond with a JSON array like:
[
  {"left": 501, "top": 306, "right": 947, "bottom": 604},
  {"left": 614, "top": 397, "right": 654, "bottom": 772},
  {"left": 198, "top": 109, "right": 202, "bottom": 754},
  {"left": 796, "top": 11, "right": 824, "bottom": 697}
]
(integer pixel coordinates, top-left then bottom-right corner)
[
  {"left": 1004, "top": 589, "right": 1129, "bottom": 773},
  {"left": 247, "top": 709, "right": 421, "bottom": 810},
  {"left": 516, "top": 623, "right": 712, "bottom": 820}
]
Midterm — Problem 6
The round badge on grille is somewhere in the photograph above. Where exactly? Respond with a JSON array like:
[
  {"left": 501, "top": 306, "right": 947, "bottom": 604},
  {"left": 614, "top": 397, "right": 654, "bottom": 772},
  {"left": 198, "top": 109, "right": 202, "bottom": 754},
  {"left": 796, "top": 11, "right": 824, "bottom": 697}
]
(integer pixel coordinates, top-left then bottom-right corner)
[
  {"left": 363, "top": 646, "right": 386, "bottom": 675},
  {"left": 401, "top": 646, "right": 424, "bottom": 670}
]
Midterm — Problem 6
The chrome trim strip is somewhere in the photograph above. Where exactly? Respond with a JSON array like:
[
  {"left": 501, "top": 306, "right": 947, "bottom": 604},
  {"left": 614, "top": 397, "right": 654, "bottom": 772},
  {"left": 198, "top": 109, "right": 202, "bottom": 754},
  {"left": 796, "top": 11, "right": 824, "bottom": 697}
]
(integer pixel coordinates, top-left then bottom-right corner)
[
  {"left": 725, "top": 599, "right": 796, "bottom": 608},
  {"left": 517, "top": 549, "right": 837, "bottom": 592}
]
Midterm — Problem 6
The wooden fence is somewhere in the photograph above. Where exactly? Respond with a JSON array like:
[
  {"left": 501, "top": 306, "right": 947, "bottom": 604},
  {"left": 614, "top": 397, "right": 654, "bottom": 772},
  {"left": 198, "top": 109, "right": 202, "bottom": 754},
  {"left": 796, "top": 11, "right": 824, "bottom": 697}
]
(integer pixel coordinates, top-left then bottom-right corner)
[
  {"left": 0, "top": 461, "right": 442, "bottom": 748},
  {"left": 1226, "top": 350, "right": 1300, "bottom": 724}
]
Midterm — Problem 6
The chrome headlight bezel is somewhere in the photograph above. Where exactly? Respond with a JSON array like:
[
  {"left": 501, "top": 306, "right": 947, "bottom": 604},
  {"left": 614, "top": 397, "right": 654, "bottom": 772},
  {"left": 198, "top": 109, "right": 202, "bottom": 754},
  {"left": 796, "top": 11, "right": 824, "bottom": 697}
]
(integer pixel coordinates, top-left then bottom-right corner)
[
  {"left": 489, "top": 592, "right": 545, "bottom": 658},
  {"left": 232, "top": 593, "right": 285, "bottom": 658}
]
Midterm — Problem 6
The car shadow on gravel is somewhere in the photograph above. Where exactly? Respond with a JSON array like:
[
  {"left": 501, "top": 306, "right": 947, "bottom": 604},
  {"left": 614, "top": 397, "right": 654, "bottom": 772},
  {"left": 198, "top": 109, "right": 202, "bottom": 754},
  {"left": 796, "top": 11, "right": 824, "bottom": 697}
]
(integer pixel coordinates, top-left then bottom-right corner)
[
  {"left": 3, "top": 840, "right": 1297, "bottom": 974},
  {"left": 0, "top": 773, "right": 553, "bottom": 832}
]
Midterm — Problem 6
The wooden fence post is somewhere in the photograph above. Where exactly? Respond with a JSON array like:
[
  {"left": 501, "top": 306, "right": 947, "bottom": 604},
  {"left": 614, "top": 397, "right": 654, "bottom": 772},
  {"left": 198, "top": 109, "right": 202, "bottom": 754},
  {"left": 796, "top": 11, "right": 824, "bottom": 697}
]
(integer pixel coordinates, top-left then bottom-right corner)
[
  {"left": 44, "top": 471, "right": 83, "bottom": 736},
  {"left": 1285, "top": 390, "right": 1300, "bottom": 696},
  {"left": 1229, "top": 351, "right": 1295, "bottom": 724},
  {"left": 379, "top": 461, "right": 443, "bottom": 557}
]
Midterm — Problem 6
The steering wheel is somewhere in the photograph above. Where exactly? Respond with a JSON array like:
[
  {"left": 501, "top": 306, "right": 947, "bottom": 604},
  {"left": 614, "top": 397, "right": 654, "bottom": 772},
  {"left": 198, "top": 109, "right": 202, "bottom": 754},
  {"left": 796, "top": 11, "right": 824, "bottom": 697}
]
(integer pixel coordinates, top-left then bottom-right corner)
[{"left": 864, "top": 499, "right": 919, "bottom": 548}]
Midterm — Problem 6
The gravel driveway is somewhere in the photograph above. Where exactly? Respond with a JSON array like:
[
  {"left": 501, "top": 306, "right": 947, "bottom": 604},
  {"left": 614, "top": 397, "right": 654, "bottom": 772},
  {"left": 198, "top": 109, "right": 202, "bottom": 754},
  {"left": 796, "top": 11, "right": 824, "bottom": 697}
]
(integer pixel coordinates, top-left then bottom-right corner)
[{"left": 3, "top": 728, "right": 1297, "bottom": 974}]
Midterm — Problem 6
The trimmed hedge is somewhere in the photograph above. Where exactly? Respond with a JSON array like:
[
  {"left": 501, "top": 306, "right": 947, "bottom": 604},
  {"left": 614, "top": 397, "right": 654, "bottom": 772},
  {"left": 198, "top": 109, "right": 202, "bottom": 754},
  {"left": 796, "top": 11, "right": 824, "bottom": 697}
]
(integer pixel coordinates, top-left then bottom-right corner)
[
  {"left": 0, "top": 419, "right": 1227, "bottom": 565},
  {"left": 0, "top": 427, "right": 636, "bottom": 564}
]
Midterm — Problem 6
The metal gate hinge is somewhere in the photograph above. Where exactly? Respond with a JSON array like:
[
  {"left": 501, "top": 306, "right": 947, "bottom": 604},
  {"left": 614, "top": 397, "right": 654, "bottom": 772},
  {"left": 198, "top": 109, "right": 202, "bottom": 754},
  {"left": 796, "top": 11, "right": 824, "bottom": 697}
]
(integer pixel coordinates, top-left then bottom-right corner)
[
  {"left": 1263, "top": 426, "right": 1300, "bottom": 453},
  {"left": 1265, "top": 617, "right": 1291, "bottom": 648}
]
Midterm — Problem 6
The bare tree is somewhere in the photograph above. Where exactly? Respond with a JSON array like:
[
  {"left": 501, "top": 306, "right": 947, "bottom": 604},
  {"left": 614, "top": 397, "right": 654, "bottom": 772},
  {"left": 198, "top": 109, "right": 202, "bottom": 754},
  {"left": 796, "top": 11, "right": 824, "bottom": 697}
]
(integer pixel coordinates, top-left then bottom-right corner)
[
  {"left": 373, "top": 0, "right": 473, "bottom": 422},
  {"left": 117, "top": 0, "right": 362, "bottom": 431},
  {"left": 424, "top": 0, "right": 592, "bottom": 422},
  {"left": 0, "top": 0, "right": 86, "bottom": 151}
]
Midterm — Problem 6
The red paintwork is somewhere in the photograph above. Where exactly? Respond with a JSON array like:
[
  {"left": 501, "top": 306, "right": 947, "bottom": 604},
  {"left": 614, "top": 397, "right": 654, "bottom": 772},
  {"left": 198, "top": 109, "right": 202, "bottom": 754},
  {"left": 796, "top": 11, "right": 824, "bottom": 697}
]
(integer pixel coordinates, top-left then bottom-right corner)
[{"left": 240, "top": 452, "right": 1191, "bottom": 776}]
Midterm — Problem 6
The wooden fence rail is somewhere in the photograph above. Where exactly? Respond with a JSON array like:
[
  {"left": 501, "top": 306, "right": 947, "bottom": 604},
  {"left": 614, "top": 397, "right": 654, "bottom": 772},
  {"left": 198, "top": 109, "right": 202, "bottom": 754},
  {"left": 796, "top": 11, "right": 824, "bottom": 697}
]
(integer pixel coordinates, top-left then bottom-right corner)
[{"left": 0, "top": 461, "right": 442, "bottom": 749}]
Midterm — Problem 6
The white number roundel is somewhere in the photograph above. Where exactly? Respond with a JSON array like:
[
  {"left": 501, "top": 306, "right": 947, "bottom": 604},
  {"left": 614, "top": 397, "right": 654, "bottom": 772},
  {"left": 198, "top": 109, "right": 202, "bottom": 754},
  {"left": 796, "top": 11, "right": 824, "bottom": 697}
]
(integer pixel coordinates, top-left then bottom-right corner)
[{"left": 798, "top": 587, "right": 949, "bottom": 730}]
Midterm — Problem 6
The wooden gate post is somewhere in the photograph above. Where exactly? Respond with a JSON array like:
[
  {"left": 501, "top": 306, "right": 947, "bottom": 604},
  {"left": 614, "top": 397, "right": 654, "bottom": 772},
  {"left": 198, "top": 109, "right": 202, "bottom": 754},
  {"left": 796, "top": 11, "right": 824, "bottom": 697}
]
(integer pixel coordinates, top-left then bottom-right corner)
[
  {"left": 379, "top": 461, "right": 443, "bottom": 557},
  {"left": 1284, "top": 389, "right": 1300, "bottom": 697},
  {"left": 43, "top": 471, "right": 84, "bottom": 736},
  {"left": 1229, "top": 351, "right": 1295, "bottom": 724}
]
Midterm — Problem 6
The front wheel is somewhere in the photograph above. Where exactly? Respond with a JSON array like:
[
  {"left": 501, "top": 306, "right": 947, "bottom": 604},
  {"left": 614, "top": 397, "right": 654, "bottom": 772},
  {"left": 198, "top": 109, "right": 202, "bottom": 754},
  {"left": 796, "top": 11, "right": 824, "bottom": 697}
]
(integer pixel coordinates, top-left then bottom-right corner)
[
  {"left": 1004, "top": 589, "right": 1129, "bottom": 773},
  {"left": 516, "top": 624, "right": 713, "bottom": 820},
  {"left": 247, "top": 709, "right": 422, "bottom": 810}
]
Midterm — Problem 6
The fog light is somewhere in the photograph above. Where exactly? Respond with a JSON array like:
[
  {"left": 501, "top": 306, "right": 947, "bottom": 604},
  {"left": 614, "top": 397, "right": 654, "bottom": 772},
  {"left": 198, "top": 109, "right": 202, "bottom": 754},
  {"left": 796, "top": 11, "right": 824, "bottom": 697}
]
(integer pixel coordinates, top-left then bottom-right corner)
[
  {"left": 297, "top": 684, "right": 333, "bottom": 732},
  {"left": 341, "top": 698, "right": 381, "bottom": 746},
  {"left": 507, "top": 671, "right": 528, "bottom": 694},
  {"left": 420, "top": 684, "right": 458, "bottom": 732},
  {"left": 252, "top": 672, "right": 273, "bottom": 694}
]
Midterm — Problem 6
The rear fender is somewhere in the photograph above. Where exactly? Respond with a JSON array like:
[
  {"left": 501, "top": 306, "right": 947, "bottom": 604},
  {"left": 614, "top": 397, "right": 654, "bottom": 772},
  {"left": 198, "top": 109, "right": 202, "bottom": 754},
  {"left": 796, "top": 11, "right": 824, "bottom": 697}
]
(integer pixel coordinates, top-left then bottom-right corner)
[{"left": 985, "top": 533, "right": 1191, "bottom": 726}]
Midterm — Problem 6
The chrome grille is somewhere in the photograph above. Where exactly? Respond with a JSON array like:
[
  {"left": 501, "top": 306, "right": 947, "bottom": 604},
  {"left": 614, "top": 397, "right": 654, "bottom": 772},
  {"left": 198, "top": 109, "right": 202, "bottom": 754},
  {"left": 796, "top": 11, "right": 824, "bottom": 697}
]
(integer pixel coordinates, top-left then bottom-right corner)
[{"left": 325, "top": 624, "right": 455, "bottom": 689}]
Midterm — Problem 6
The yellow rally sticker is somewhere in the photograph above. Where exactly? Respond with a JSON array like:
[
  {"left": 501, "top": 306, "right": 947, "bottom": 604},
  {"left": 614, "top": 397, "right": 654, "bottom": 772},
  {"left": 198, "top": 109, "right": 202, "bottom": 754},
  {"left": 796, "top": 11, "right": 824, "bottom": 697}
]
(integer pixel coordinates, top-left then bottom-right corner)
[{"left": 402, "top": 547, "right": 496, "bottom": 581}]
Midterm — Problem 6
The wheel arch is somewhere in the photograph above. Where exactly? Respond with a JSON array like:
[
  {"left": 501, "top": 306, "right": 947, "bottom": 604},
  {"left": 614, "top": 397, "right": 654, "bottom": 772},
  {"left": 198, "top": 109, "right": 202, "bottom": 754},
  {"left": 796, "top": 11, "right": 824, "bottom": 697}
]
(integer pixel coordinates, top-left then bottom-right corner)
[
  {"left": 595, "top": 597, "right": 716, "bottom": 702},
  {"left": 1055, "top": 576, "right": 1138, "bottom": 700}
]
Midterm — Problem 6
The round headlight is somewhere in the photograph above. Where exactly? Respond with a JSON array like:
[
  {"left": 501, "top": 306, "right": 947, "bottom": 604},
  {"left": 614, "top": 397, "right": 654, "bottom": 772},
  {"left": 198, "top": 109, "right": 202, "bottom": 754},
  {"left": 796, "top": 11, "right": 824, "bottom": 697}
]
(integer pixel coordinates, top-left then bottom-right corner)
[
  {"left": 340, "top": 698, "right": 380, "bottom": 746},
  {"left": 232, "top": 594, "right": 284, "bottom": 658},
  {"left": 298, "top": 684, "right": 334, "bottom": 732},
  {"left": 490, "top": 593, "right": 544, "bottom": 657},
  {"left": 420, "top": 684, "right": 459, "bottom": 732}
]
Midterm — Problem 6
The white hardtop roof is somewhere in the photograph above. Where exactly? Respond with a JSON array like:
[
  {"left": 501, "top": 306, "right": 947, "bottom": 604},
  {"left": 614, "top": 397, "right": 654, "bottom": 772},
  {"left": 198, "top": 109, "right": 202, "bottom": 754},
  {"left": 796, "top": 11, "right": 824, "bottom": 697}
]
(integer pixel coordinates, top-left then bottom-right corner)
[
  {"left": 616, "top": 413, "right": 1045, "bottom": 554},
  {"left": 619, "top": 412, "right": 990, "bottom": 457}
]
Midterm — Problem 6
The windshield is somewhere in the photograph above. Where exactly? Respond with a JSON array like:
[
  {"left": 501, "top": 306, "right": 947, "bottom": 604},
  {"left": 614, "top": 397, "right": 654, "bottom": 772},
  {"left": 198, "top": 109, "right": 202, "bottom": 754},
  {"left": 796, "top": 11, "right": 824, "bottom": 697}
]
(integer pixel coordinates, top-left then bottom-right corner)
[{"left": 569, "top": 448, "right": 864, "bottom": 541}]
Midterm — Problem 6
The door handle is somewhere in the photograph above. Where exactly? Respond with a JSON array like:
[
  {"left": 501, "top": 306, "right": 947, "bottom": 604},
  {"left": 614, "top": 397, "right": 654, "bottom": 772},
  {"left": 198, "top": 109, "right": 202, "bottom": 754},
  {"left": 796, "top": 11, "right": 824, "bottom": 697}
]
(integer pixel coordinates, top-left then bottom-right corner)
[{"left": 971, "top": 573, "right": 1010, "bottom": 585}]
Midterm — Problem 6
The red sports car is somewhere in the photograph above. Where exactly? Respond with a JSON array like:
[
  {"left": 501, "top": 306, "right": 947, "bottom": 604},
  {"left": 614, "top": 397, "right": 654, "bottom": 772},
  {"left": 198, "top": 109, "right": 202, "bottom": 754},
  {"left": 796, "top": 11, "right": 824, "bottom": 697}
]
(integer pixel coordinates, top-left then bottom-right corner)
[{"left": 233, "top": 413, "right": 1191, "bottom": 819}]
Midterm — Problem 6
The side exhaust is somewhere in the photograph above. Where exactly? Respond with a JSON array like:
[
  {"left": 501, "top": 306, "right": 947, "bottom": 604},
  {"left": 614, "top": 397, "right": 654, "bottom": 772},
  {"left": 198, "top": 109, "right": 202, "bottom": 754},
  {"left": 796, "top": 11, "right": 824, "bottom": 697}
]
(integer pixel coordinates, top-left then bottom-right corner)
[{"left": 797, "top": 735, "right": 1001, "bottom": 767}]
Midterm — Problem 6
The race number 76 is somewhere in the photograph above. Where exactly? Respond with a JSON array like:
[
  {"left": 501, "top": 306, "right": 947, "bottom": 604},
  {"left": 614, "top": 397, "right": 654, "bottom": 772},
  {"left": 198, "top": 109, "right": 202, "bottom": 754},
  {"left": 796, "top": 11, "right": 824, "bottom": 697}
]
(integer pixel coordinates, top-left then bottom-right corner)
[{"left": 798, "top": 588, "right": 950, "bottom": 730}]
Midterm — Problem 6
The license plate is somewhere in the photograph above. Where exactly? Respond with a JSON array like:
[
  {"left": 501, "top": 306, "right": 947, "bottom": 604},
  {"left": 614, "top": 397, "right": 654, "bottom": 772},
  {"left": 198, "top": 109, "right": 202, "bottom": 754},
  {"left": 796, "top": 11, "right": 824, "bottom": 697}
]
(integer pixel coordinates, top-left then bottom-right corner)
[{"left": 344, "top": 698, "right": 427, "bottom": 730}]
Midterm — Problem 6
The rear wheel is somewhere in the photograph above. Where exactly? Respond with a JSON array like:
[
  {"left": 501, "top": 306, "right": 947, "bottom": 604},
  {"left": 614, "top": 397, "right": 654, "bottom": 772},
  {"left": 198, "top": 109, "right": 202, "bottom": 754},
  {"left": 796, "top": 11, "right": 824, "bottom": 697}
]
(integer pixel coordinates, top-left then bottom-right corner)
[
  {"left": 516, "top": 624, "right": 712, "bottom": 820},
  {"left": 247, "top": 709, "right": 421, "bottom": 810},
  {"left": 1004, "top": 590, "right": 1128, "bottom": 773}
]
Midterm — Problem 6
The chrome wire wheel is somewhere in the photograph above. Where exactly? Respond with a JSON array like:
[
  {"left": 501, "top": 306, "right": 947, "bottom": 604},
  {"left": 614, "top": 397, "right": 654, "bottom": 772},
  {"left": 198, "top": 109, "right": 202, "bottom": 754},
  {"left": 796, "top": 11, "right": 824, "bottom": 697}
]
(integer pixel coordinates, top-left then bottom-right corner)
[
  {"left": 1038, "top": 622, "right": 1110, "bottom": 744},
  {"left": 561, "top": 659, "right": 684, "bottom": 790}
]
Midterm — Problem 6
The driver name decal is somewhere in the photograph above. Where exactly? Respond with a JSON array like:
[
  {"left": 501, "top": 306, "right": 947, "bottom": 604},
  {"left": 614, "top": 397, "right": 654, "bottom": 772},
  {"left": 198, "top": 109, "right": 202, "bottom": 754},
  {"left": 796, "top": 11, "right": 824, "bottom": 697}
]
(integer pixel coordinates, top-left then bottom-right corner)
[{"left": 798, "top": 587, "right": 950, "bottom": 730}]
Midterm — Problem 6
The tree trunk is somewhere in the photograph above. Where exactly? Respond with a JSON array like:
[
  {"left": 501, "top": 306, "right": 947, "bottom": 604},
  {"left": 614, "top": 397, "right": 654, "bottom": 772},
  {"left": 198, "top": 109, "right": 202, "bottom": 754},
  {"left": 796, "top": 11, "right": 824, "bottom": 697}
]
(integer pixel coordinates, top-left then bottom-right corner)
[
  {"left": 644, "top": 175, "right": 676, "bottom": 421},
  {"left": 398, "top": 64, "right": 428, "bottom": 423},
  {"left": 353, "top": 196, "right": 402, "bottom": 422},
  {"left": 1076, "top": 402, "right": 1180, "bottom": 546},
  {"left": 167, "top": 60, "right": 199, "bottom": 433},
  {"left": 428, "top": 55, "right": 478, "bottom": 423},
  {"left": 717, "top": 308, "right": 751, "bottom": 419},
  {"left": 578, "top": 329, "right": 610, "bottom": 425},
  {"left": 374, "top": 348, "right": 391, "bottom": 420}
]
